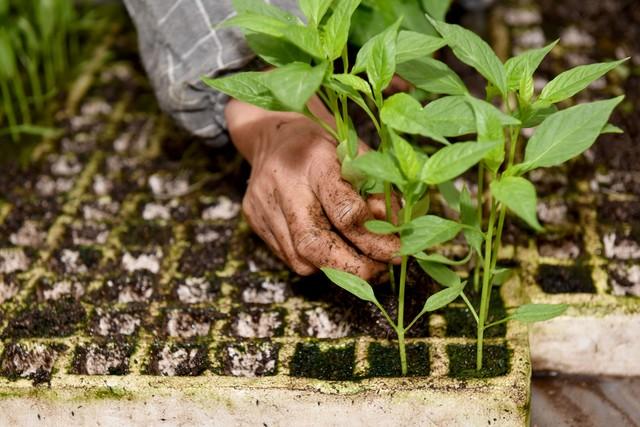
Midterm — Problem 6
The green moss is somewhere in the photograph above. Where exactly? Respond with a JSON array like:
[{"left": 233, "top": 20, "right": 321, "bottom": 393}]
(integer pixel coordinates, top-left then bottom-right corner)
[
  {"left": 91, "top": 386, "right": 132, "bottom": 400},
  {"left": 289, "top": 342, "right": 355, "bottom": 381},
  {"left": 367, "top": 342, "right": 430, "bottom": 377},
  {"left": 447, "top": 344, "right": 510, "bottom": 379}
]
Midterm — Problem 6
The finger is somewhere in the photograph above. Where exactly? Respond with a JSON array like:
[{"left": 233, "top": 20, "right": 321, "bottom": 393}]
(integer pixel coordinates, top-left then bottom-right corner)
[
  {"left": 242, "top": 197, "right": 288, "bottom": 266},
  {"left": 313, "top": 163, "right": 401, "bottom": 262},
  {"left": 367, "top": 193, "right": 402, "bottom": 224},
  {"left": 266, "top": 197, "right": 317, "bottom": 276},
  {"left": 281, "top": 189, "right": 387, "bottom": 281}
]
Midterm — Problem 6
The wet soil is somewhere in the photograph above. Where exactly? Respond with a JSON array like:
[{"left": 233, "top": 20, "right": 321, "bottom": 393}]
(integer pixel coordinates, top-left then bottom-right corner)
[
  {"left": 72, "top": 337, "right": 134, "bottom": 375},
  {"left": 146, "top": 342, "right": 209, "bottom": 376},
  {"left": 0, "top": 342, "right": 67, "bottom": 385},
  {"left": 537, "top": 264, "right": 596, "bottom": 294},
  {"left": 290, "top": 342, "right": 355, "bottom": 381},
  {"left": 2, "top": 297, "right": 86, "bottom": 338},
  {"left": 367, "top": 342, "right": 430, "bottom": 377},
  {"left": 447, "top": 344, "right": 510, "bottom": 379}
]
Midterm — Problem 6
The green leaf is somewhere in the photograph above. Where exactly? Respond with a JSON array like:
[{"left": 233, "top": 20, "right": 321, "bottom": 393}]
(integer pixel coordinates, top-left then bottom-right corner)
[
  {"left": 396, "top": 30, "right": 446, "bottom": 63},
  {"left": 264, "top": 62, "right": 328, "bottom": 112},
  {"left": 492, "top": 267, "right": 515, "bottom": 285},
  {"left": 515, "top": 96, "right": 624, "bottom": 173},
  {"left": 601, "top": 123, "right": 624, "bottom": 134},
  {"left": 381, "top": 93, "right": 448, "bottom": 144},
  {"left": 504, "top": 40, "right": 558, "bottom": 90},
  {"left": 390, "top": 130, "right": 421, "bottom": 180},
  {"left": 321, "top": 267, "right": 379, "bottom": 303},
  {"left": 321, "top": 0, "right": 361, "bottom": 59},
  {"left": 460, "top": 187, "right": 483, "bottom": 256},
  {"left": 425, "top": 16, "right": 507, "bottom": 96},
  {"left": 511, "top": 304, "right": 568, "bottom": 323},
  {"left": 423, "top": 96, "right": 518, "bottom": 137},
  {"left": 0, "top": 30, "right": 16, "bottom": 79},
  {"left": 538, "top": 59, "right": 628, "bottom": 104},
  {"left": 396, "top": 57, "right": 468, "bottom": 96},
  {"left": 516, "top": 104, "right": 557, "bottom": 128},
  {"left": 465, "top": 96, "right": 510, "bottom": 173},
  {"left": 365, "top": 220, "right": 400, "bottom": 234},
  {"left": 203, "top": 72, "right": 285, "bottom": 111},
  {"left": 413, "top": 251, "right": 473, "bottom": 265},
  {"left": 221, "top": 13, "right": 324, "bottom": 58},
  {"left": 421, "top": 140, "right": 502, "bottom": 185},
  {"left": 417, "top": 260, "right": 461, "bottom": 287},
  {"left": 232, "top": 0, "right": 299, "bottom": 22},
  {"left": 332, "top": 73, "right": 373, "bottom": 99},
  {"left": 245, "top": 33, "right": 311, "bottom": 66},
  {"left": 351, "top": 151, "right": 407, "bottom": 186},
  {"left": 353, "top": 18, "right": 402, "bottom": 94},
  {"left": 438, "top": 180, "right": 460, "bottom": 212},
  {"left": 421, "top": 281, "right": 466, "bottom": 312},
  {"left": 299, "top": 0, "right": 333, "bottom": 27},
  {"left": 491, "top": 176, "right": 542, "bottom": 231},
  {"left": 422, "top": 0, "right": 452, "bottom": 21},
  {"left": 400, "top": 215, "right": 462, "bottom": 255}
]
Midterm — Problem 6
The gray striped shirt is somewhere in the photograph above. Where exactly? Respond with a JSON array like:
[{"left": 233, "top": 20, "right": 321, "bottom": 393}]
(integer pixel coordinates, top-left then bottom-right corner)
[{"left": 123, "top": 0, "right": 298, "bottom": 145}]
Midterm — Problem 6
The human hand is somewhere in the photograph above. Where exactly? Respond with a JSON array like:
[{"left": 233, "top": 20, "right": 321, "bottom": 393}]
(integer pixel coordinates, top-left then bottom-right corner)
[{"left": 226, "top": 97, "right": 401, "bottom": 281}]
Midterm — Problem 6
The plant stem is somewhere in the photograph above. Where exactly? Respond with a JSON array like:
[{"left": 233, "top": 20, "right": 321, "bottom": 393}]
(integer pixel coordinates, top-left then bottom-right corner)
[
  {"left": 473, "top": 164, "right": 485, "bottom": 293},
  {"left": 477, "top": 199, "right": 497, "bottom": 371},
  {"left": 0, "top": 79, "right": 19, "bottom": 142},
  {"left": 397, "top": 203, "right": 413, "bottom": 376}
]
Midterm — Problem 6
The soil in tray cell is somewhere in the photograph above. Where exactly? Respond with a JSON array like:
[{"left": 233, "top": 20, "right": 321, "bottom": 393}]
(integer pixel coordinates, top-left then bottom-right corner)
[
  {"left": 33, "top": 275, "right": 87, "bottom": 302},
  {"left": 218, "top": 341, "right": 280, "bottom": 377},
  {"left": 138, "top": 197, "right": 195, "bottom": 223},
  {"left": 0, "top": 247, "right": 33, "bottom": 276},
  {"left": 72, "top": 338, "right": 135, "bottom": 375},
  {"left": 199, "top": 195, "right": 241, "bottom": 222},
  {"left": 597, "top": 199, "right": 640, "bottom": 224},
  {"left": 236, "top": 273, "right": 291, "bottom": 305},
  {"left": 171, "top": 275, "right": 221, "bottom": 304},
  {"left": 528, "top": 168, "right": 571, "bottom": 197},
  {"left": 537, "top": 231, "right": 584, "bottom": 260},
  {"left": 536, "top": 264, "right": 596, "bottom": 294},
  {"left": 147, "top": 342, "right": 209, "bottom": 376},
  {"left": 591, "top": 170, "right": 640, "bottom": 196},
  {"left": 178, "top": 243, "right": 227, "bottom": 277},
  {"left": 188, "top": 222, "right": 235, "bottom": 246},
  {"left": 95, "top": 271, "right": 157, "bottom": 304},
  {"left": 536, "top": 198, "right": 580, "bottom": 228},
  {"left": 2, "top": 297, "right": 86, "bottom": 338},
  {"left": 600, "top": 225, "right": 640, "bottom": 261},
  {"left": 48, "top": 246, "right": 103, "bottom": 276},
  {"left": 0, "top": 273, "right": 24, "bottom": 304},
  {"left": 63, "top": 220, "right": 112, "bottom": 246},
  {"left": 607, "top": 262, "right": 640, "bottom": 297},
  {"left": 87, "top": 306, "right": 144, "bottom": 337},
  {"left": 228, "top": 307, "right": 285, "bottom": 338},
  {"left": 447, "top": 344, "right": 510, "bottom": 379},
  {"left": 119, "top": 249, "right": 164, "bottom": 275},
  {"left": 367, "top": 342, "right": 430, "bottom": 378},
  {"left": 236, "top": 232, "right": 288, "bottom": 273},
  {"left": 79, "top": 197, "right": 121, "bottom": 222},
  {"left": 119, "top": 221, "right": 172, "bottom": 249},
  {"left": 298, "top": 305, "right": 354, "bottom": 339},
  {"left": 445, "top": 306, "right": 507, "bottom": 338},
  {"left": 0, "top": 342, "right": 67, "bottom": 385},
  {"left": 159, "top": 308, "right": 219, "bottom": 340},
  {"left": 290, "top": 342, "right": 355, "bottom": 381}
]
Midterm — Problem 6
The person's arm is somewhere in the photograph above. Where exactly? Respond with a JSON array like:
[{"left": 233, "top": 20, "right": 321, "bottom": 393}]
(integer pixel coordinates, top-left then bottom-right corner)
[{"left": 122, "top": 0, "right": 298, "bottom": 145}]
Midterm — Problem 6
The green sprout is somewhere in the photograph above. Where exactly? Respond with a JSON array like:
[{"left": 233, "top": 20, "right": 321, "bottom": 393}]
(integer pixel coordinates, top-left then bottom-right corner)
[{"left": 205, "top": 0, "right": 625, "bottom": 375}]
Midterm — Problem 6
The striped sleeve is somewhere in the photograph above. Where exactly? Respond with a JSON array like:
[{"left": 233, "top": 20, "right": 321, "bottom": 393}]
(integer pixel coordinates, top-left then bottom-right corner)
[{"left": 123, "top": 0, "right": 298, "bottom": 145}]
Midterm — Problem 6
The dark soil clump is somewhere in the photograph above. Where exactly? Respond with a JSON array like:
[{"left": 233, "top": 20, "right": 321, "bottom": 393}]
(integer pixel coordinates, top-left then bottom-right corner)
[
  {"left": 367, "top": 342, "right": 430, "bottom": 377},
  {"left": 178, "top": 243, "right": 227, "bottom": 276},
  {"left": 447, "top": 344, "right": 510, "bottom": 379},
  {"left": 72, "top": 338, "right": 134, "bottom": 375},
  {"left": 2, "top": 297, "right": 86, "bottom": 338},
  {"left": 445, "top": 307, "right": 506, "bottom": 338},
  {"left": 537, "top": 264, "right": 596, "bottom": 294},
  {"left": 290, "top": 342, "right": 355, "bottom": 381}
]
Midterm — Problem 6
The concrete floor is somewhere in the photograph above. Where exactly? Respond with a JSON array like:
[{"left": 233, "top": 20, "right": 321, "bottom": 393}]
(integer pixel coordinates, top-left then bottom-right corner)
[{"left": 532, "top": 375, "right": 640, "bottom": 427}]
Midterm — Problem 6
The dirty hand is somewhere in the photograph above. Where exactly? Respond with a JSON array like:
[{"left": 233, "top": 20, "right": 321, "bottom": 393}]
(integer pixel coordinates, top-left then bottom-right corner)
[{"left": 226, "top": 97, "right": 400, "bottom": 281}]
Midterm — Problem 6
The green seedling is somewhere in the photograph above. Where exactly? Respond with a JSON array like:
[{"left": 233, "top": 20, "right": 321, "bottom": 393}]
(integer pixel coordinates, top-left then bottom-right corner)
[{"left": 205, "top": 0, "right": 625, "bottom": 375}]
